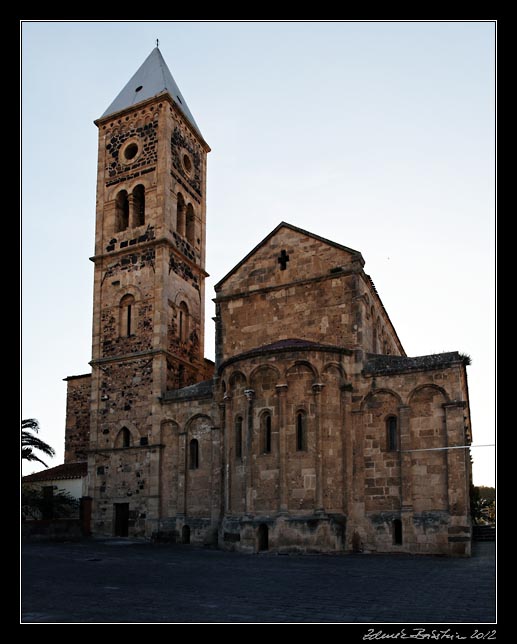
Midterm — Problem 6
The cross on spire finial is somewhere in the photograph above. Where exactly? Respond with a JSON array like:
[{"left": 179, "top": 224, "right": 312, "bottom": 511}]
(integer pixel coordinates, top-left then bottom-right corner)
[
  {"left": 278, "top": 249, "right": 290, "bottom": 270},
  {"left": 156, "top": 38, "right": 159, "bottom": 48}
]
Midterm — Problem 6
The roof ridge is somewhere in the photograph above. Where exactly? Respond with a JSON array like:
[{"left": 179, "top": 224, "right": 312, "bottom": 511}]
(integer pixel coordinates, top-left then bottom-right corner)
[{"left": 100, "top": 48, "right": 202, "bottom": 138}]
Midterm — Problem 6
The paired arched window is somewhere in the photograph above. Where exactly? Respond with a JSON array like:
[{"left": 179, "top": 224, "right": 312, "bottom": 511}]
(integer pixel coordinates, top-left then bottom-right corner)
[
  {"left": 235, "top": 416, "right": 243, "bottom": 459},
  {"left": 178, "top": 301, "right": 189, "bottom": 342},
  {"left": 387, "top": 416, "right": 398, "bottom": 451},
  {"left": 189, "top": 438, "right": 199, "bottom": 470},
  {"left": 115, "top": 186, "right": 145, "bottom": 232},
  {"left": 261, "top": 413, "right": 272, "bottom": 454},
  {"left": 115, "top": 190, "right": 129, "bottom": 232},
  {"left": 119, "top": 294, "right": 135, "bottom": 337},
  {"left": 132, "top": 184, "right": 145, "bottom": 227},
  {"left": 296, "top": 411, "right": 307, "bottom": 451},
  {"left": 176, "top": 192, "right": 186, "bottom": 237},
  {"left": 186, "top": 203, "right": 195, "bottom": 246},
  {"left": 176, "top": 192, "right": 196, "bottom": 245}
]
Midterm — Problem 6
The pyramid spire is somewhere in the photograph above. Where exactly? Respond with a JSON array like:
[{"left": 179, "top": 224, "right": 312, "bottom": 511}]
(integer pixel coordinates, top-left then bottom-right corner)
[{"left": 101, "top": 47, "right": 201, "bottom": 135}]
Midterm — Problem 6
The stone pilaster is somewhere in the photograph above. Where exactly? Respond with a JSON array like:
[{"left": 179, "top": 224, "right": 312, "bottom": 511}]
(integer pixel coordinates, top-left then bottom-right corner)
[
  {"left": 244, "top": 389, "right": 255, "bottom": 515},
  {"left": 275, "top": 384, "right": 288, "bottom": 513},
  {"left": 177, "top": 430, "right": 187, "bottom": 516},
  {"left": 312, "top": 383, "right": 325, "bottom": 513}
]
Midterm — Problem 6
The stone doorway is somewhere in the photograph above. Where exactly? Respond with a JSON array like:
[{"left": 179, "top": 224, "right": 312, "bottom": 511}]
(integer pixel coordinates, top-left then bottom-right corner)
[
  {"left": 182, "top": 525, "right": 191, "bottom": 544},
  {"left": 258, "top": 523, "right": 269, "bottom": 551},
  {"left": 114, "top": 503, "right": 129, "bottom": 537}
]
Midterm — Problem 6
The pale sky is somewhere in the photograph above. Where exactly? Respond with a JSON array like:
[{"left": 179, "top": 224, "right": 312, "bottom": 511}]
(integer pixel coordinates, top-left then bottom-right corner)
[{"left": 21, "top": 21, "right": 496, "bottom": 486}]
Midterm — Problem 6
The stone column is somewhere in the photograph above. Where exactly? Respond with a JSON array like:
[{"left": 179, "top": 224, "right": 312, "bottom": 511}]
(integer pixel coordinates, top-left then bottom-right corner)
[
  {"left": 244, "top": 389, "right": 255, "bottom": 515},
  {"left": 223, "top": 395, "right": 232, "bottom": 515},
  {"left": 275, "top": 384, "right": 288, "bottom": 513},
  {"left": 127, "top": 193, "right": 135, "bottom": 228},
  {"left": 340, "top": 384, "right": 353, "bottom": 514},
  {"left": 398, "top": 405, "right": 412, "bottom": 510},
  {"left": 312, "top": 383, "right": 325, "bottom": 513},
  {"left": 443, "top": 402, "right": 469, "bottom": 517},
  {"left": 210, "top": 422, "right": 223, "bottom": 529},
  {"left": 177, "top": 430, "right": 187, "bottom": 517}
]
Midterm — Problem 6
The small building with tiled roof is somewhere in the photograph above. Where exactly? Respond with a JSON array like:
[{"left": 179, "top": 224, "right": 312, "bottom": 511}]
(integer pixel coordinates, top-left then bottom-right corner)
[{"left": 23, "top": 462, "right": 88, "bottom": 503}]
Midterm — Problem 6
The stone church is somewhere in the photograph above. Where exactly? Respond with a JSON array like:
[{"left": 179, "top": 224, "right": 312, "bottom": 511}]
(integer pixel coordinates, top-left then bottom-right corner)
[{"left": 63, "top": 47, "right": 473, "bottom": 555}]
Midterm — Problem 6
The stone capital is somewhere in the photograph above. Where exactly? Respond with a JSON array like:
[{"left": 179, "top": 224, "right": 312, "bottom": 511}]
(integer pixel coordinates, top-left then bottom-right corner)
[
  {"left": 244, "top": 388, "right": 255, "bottom": 402},
  {"left": 312, "top": 383, "right": 325, "bottom": 394},
  {"left": 275, "top": 383, "right": 288, "bottom": 395}
]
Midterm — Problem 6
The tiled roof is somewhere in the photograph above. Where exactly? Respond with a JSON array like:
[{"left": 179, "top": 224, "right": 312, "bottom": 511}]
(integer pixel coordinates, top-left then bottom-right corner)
[
  {"left": 364, "top": 352, "right": 466, "bottom": 376},
  {"left": 100, "top": 47, "right": 202, "bottom": 138},
  {"left": 22, "top": 462, "right": 87, "bottom": 483},
  {"left": 219, "top": 338, "right": 352, "bottom": 372},
  {"left": 161, "top": 379, "right": 214, "bottom": 403}
]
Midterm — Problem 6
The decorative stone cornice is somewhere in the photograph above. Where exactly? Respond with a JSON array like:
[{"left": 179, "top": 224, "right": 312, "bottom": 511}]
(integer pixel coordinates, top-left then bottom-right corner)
[{"left": 442, "top": 400, "right": 467, "bottom": 409}]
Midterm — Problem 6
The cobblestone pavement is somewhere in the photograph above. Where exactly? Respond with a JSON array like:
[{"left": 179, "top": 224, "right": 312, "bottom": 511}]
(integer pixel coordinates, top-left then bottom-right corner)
[{"left": 21, "top": 540, "right": 495, "bottom": 624}]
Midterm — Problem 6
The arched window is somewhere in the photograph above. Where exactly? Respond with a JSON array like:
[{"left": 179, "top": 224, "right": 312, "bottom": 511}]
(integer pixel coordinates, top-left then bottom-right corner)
[
  {"left": 235, "top": 416, "right": 243, "bottom": 459},
  {"left": 121, "top": 427, "right": 131, "bottom": 448},
  {"left": 176, "top": 192, "right": 186, "bottom": 237},
  {"left": 115, "top": 190, "right": 129, "bottom": 232},
  {"left": 296, "top": 411, "right": 306, "bottom": 451},
  {"left": 115, "top": 426, "right": 131, "bottom": 448},
  {"left": 178, "top": 301, "right": 189, "bottom": 342},
  {"left": 393, "top": 519, "right": 403, "bottom": 545},
  {"left": 186, "top": 203, "right": 195, "bottom": 246},
  {"left": 132, "top": 184, "right": 145, "bottom": 227},
  {"left": 387, "top": 416, "right": 398, "bottom": 451},
  {"left": 119, "top": 294, "right": 135, "bottom": 337},
  {"left": 261, "top": 413, "right": 272, "bottom": 454},
  {"left": 189, "top": 439, "right": 199, "bottom": 470}
]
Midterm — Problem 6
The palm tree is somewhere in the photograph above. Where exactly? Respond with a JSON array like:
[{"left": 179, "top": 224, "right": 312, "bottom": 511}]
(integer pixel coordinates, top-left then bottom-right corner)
[{"left": 22, "top": 418, "right": 55, "bottom": 467}]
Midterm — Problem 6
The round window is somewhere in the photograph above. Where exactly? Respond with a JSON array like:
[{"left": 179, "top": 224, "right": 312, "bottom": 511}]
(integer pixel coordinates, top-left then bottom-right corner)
[
  {"left": 183, "top": 153, "right": 192, "bottom": 174},
  {"left": 124, "top": 143, "right": 139, "bottom": 160}
]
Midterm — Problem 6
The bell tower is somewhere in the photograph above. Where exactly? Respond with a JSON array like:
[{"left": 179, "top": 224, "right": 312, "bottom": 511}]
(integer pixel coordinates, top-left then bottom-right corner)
[{"left": 88, "top": 48, "right": 212, "bottom": 534}]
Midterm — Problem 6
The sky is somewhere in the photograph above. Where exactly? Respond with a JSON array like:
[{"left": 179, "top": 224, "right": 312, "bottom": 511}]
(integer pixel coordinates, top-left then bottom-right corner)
[{"left": 21, "top": 21, "right": 495, "bottom": 486}]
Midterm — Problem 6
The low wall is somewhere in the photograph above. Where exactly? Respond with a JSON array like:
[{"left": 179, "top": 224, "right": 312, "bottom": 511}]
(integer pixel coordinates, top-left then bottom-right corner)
[{"left": 22, "top": 519, "right": 83, "bottom": 542}]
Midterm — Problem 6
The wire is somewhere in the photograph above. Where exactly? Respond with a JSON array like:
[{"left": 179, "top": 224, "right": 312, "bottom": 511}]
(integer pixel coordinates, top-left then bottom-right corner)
[{"left": 401, "top": 444, "right": 494, "bottom": 453}]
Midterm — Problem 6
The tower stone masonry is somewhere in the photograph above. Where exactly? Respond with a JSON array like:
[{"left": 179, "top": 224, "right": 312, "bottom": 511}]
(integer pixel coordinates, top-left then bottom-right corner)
[{"left": 63, "top": 48, "right": 473, "bottom": 555}]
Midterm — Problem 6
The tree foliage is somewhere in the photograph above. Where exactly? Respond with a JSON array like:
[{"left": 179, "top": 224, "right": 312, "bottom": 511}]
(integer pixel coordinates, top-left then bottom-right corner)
[
  {"left": 470, "top": 485, "right": 496, "bottom": 524},
  {"left": 22, "top": 418, "right": 55, "bottom": 467},
  {"left": 21, "top": 485, "right": 79, "bottom": 520}
]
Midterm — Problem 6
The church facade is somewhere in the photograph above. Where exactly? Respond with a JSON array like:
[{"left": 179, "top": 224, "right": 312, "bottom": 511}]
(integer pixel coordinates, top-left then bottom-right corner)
[{"left": 64, "top": 48, "right": 473, "bottom": 556}]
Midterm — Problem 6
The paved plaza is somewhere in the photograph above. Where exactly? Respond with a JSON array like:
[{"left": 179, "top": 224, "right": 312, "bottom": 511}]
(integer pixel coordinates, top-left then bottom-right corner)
[{"left": 21, "top": 539, "right": 495, "bottom": 623}]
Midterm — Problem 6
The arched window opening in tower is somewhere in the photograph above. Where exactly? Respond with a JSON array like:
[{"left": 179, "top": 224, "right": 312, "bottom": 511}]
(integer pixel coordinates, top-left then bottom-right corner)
[
  {"left": 186, "top": 203, "right": 195, "bottom": 246},
  {"left": 133, "top": 184, "right": 145, "bottom": 227},
  {"left": 116, "top": 426, "right": 131, "bottom": 448},
  {"left": 119, "top": 294, "right": 135, "bottom": 337},
  {"left": 115, "top": 190, "right": 129, "bottom": 232},
  {"left": 179, "top": 302, "right": 189, "bottom": 342},
  {"left": 176, "top": 192, "right": 186, "bottom": 237}
]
